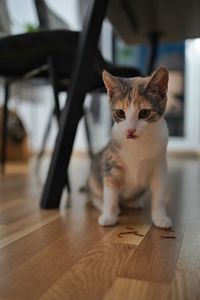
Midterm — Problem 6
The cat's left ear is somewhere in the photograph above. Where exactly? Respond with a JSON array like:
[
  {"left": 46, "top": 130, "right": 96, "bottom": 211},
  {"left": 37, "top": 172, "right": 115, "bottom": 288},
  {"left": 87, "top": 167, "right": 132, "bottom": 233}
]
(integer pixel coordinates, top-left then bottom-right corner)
[
  {"left": 102, "top": 70, "right": 122, "bottom": 98},
  {"left": 145, "top": 67, "right": 169, "bottom": 96}
]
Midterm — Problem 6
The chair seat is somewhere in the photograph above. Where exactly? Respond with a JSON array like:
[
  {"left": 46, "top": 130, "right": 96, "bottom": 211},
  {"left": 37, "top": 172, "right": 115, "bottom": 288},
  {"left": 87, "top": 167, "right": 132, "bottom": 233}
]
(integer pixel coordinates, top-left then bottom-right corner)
[
  {"left": 0, "top": 29, "right": 142, "bottom": 89},
  {"left": 0, "top": 29, "right": 79, "bottom": 78}
]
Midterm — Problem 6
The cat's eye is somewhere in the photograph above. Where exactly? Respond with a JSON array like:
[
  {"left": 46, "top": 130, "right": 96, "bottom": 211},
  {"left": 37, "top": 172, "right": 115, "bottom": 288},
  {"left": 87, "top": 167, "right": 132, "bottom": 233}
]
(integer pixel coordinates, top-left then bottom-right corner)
[
  {"left": 116, "top": 109, "right": 126, "bottom": 120},
  {"left": 139, "top": 109, "right": 151, "bottom": 119}
]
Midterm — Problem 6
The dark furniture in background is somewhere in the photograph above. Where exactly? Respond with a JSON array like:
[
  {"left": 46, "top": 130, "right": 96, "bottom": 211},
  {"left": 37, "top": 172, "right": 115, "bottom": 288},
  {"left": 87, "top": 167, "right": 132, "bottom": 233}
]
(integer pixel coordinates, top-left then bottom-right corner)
[
  {"left": 0, "top": 0, "right": 141, "bottom": 195},
  {"left": 0, "top": 30, "right": 81, "bottom": 192}
]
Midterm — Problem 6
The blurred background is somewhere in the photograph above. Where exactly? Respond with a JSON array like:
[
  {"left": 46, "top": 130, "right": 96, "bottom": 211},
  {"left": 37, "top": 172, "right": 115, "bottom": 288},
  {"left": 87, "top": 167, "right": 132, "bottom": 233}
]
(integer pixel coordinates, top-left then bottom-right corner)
[{"left": 1, "top": 0, "right": 200, "bottom": 168}]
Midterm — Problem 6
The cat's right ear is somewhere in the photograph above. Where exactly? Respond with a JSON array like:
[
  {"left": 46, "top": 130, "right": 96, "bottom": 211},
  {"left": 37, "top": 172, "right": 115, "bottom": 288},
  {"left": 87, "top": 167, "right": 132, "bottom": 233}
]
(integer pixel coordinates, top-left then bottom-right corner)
[{"left": 102, "top": 70, "right": 121, "bottom": 98}]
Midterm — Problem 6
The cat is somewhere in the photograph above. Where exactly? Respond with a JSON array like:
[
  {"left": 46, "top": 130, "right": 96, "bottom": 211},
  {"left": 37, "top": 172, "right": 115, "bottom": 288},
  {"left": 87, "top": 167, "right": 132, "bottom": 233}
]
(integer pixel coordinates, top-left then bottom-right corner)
[{"left": 88, "top": 66, "right": 172, "bottom": 228}]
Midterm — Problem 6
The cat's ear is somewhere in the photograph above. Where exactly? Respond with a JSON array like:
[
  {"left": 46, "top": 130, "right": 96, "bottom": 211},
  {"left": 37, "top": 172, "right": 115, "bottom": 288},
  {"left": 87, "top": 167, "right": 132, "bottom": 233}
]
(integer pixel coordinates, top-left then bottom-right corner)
[
  {"left": 145, "top": 67, "right": 169, "bottom": 96},
  {"left": 102, "top": 70, "right": 122, "bottom": 98}
]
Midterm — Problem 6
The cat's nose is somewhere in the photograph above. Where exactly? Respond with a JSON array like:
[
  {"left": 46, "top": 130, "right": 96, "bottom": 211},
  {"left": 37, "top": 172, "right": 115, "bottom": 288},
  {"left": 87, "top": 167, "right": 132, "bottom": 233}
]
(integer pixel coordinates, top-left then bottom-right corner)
[
  {"left": 127, "top": 128, "right": 136, "bottom": 135},
  {"left": 126, "top": 128, "right": 138, "bottom": 139}
]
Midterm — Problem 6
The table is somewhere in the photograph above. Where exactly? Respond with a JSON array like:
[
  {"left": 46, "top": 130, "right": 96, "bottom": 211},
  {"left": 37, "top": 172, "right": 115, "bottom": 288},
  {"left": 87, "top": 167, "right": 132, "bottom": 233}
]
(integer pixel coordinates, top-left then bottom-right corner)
[
  {"left": 107, "top": 0, "right": 200, "bottom": 44},
  {"left": 40, "top": 0, "right": 200, "bottom": 208}
]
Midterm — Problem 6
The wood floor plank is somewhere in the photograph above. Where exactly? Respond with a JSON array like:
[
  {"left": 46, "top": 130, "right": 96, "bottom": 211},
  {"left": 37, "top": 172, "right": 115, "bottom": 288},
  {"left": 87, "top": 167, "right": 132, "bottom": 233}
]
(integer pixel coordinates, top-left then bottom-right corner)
[
  {"left": 170, "top": 225, "right": 200, "bottom": 300},
  {"left": 0, "top": 162, "right": 29, "bottom": 180},
  {"left": 0, "top": 199, "right": 39, "bottom": 226},
  {"left": 121, "top": 226, "right": 184, "bottom": 283},
  {"left": 0, "top": 210, "right": 61, "bottom": 248},
  {"left": 0, "top": 217, "right": 67, "bottom": 276},
  {"left": 0, "top": 205, "right": 104, "bottom": 275},
  {"left": 108, "top": 223, "right": 151, "bottom": 246},
  {"left": 0, "top": 176, "right": 30, "bottom": 191},
  {"left": 1, "top": 157, "right": 200, "bottom": 299},
  {"left": 0, "top": 210, "right": 109, "bottom": 299},
  {"left": 38, "top": 213, "right": 149, "bottom": 300},
  {"left": 103, "top": 278, "right": 170, "bottom": 300},
  {"left": 39, "top": 242, "right": 136, "bottom": 300},
  {"left": 0, "top": 198, "right": 29, "bottom": 213}
]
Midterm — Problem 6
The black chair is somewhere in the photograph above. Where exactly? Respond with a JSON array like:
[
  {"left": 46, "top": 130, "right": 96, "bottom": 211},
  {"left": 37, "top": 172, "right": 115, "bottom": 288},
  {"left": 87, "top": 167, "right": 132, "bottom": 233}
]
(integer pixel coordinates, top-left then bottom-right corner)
[
  {"left": 0, "top": 30, "right": 79, "bottom": 166},
  {"left": 0, "top": 0, "right": 142, "bottom": 198}
]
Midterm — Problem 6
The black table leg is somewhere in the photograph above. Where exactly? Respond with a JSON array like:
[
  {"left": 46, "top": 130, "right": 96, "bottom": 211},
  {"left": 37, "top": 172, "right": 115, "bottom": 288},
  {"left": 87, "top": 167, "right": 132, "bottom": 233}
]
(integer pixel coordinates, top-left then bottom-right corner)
[
  {"left": 147, "top": 32, "right": 162, "bottom": 75},
  {"left": 40, "top": 0, "right": 109, "bottom": 208}
]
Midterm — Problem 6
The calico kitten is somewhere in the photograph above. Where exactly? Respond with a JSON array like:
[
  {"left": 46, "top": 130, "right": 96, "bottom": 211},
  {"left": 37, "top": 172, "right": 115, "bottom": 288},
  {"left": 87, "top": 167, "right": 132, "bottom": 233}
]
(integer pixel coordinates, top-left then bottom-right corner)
[{"left": 88, "top": 67, "right": 172, "bottom": 228}]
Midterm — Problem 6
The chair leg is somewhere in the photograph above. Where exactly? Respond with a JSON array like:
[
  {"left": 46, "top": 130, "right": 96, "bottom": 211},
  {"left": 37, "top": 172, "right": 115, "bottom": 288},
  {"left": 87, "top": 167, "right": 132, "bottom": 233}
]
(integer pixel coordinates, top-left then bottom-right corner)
[
  {"left": 47, "top": 55, "right": 71, "bottom": 194},
  {"left": 1, "top": 80, "right": 10, "bottom": 174},
  {"left": 40, "top": 0, "right": 108, "bottom": 208},
  {"left": 37, "top": 107, "right": 53, "bottom": 161},
  {"left": 36, "top": 105, "right": 71, "bottom": 195},
  {"left": 48, "top": 56, "right": 60, "bottom": 120}
]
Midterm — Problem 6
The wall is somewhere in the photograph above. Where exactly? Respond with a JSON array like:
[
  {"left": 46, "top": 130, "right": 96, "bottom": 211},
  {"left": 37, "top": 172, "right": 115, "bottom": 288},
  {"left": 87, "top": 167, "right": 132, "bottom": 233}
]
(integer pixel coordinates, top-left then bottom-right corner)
[{"left": 168, "top": 39, "right": 200, "bottom": 152}]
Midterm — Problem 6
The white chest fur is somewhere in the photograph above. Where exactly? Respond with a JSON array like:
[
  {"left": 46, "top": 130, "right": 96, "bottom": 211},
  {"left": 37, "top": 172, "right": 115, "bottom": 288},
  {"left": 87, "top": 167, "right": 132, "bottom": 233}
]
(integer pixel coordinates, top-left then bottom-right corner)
[{"left": 112, "top": 118, "right": 168, "bottom": 198}]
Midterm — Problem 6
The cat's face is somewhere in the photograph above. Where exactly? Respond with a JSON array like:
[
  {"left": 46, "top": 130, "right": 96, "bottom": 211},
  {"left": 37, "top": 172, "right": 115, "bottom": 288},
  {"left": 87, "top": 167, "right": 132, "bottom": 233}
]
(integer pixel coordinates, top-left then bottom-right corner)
[{"left": 102, "top": 67, "right": 169, "bottom": 139}]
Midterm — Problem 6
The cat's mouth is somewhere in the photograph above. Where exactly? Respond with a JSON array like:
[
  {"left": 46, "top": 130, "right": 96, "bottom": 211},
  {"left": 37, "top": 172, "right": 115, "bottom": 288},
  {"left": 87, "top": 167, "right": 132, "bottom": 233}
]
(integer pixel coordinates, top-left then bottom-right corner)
[{"left": 126, "top": 134, "right": 139, "bottom": 139}]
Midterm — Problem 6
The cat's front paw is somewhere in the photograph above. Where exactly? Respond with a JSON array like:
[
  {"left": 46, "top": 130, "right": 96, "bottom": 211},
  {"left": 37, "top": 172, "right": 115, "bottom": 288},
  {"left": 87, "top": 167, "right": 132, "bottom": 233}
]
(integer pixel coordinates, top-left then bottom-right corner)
[
  {"left": 98, "top": 214, "right": 118, "bottom": 226},
  {"left": 152, "top": 212, "right": 173, "bottom": 229}
]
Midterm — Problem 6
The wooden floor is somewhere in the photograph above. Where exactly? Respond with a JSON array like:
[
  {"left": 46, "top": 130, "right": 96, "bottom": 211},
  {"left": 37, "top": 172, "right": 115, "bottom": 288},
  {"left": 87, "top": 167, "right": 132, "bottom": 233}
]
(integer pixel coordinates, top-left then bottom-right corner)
[{"left": 0, "top": 155, "right": 200, "bottom": 300}]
